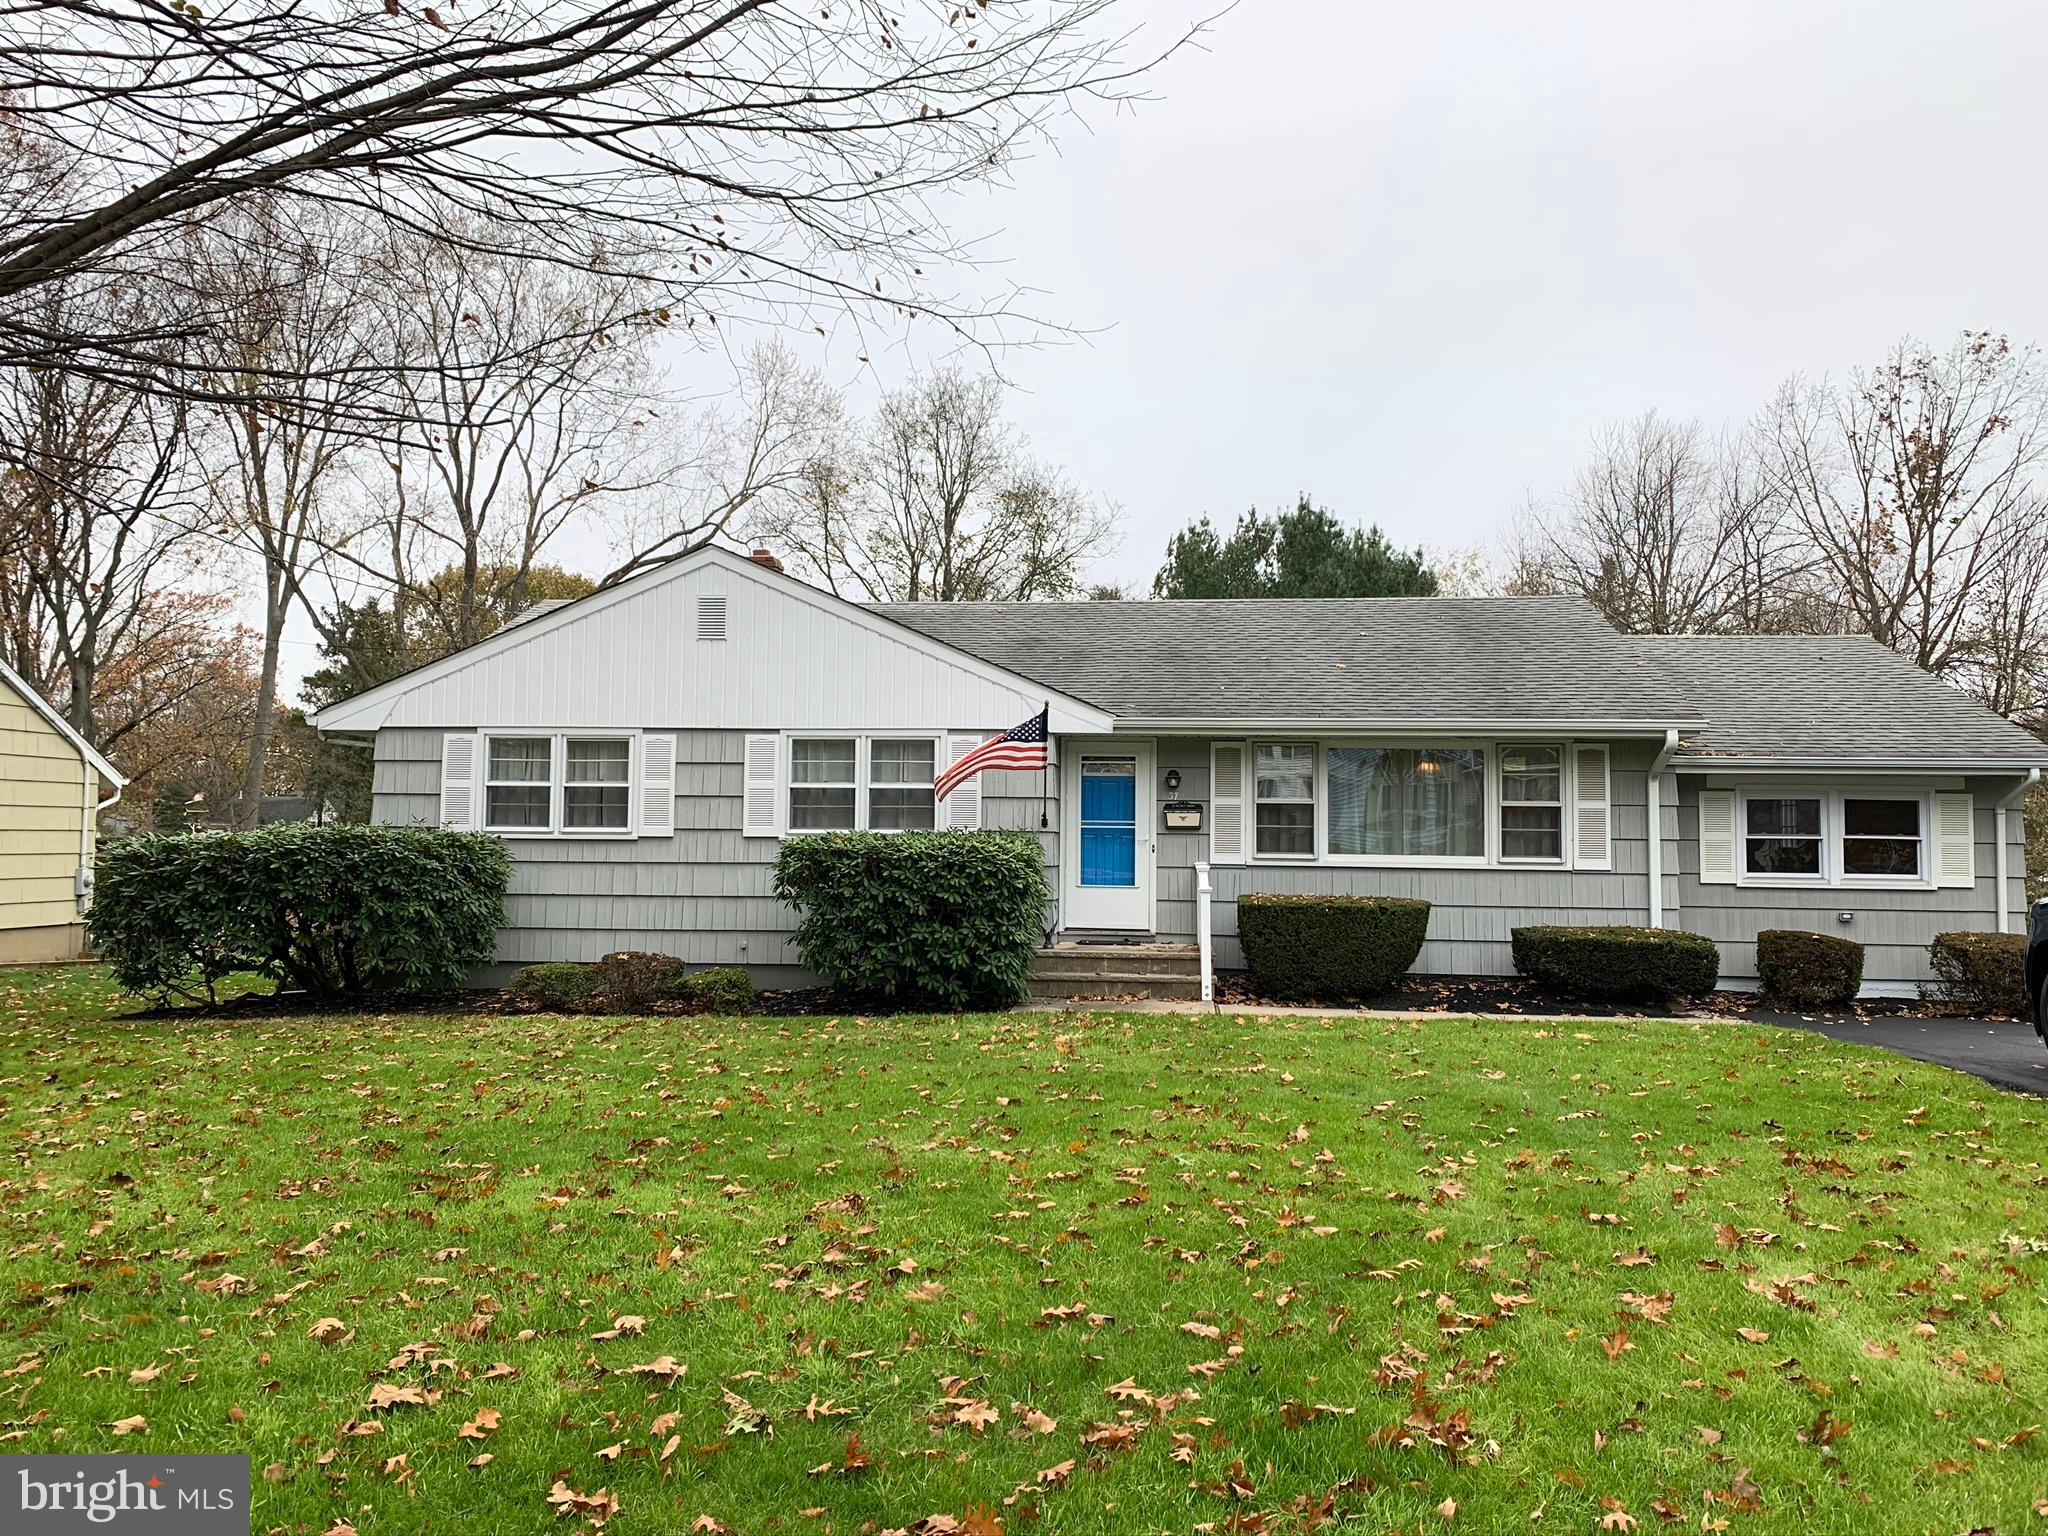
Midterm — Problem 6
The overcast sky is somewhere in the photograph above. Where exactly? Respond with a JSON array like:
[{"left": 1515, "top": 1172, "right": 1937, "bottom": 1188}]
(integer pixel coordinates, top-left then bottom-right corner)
[
  {"left": 924, "top": 0, "right": 2048, "bottom": 594},
  {"left": 281, "top": 0, "right": 2048, "bottom": 691}
]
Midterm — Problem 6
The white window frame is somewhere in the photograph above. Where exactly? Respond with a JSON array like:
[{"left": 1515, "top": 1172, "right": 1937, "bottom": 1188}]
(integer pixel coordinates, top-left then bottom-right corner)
[
  {"left": 1318, "top": 740, "right": 1491, "bottom": 867},
  {"left": 1495, "top": 742, "right": 1565, "bottom": 866},
  {"left": 480, "top": 730, "right": 643, "bottom": 839},
  {"left": 1251, "top": 741, "right": 1318, "bottom": 860},
  {"left": 782, "top": 732, "right": 945, "bottom": 836},
  {"left": 866, "top": 736, "right": 942, "bottom": 833},
  {"left": 560, "top": 735, "right": 636, "bottom": 835},
  {"left": 1735, "top": 787, "right": 1933, "bottom": 890}
]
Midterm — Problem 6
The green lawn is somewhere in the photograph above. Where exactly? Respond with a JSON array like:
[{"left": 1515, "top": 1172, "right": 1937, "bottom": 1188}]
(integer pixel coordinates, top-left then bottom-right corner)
[{"left": 2, "top": 968, "right": 2045, "bottom": 1535}]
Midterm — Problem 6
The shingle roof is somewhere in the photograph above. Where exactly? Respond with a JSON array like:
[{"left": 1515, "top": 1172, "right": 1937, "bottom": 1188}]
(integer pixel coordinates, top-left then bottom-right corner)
[
  {"left": 869, "top": 595, "right": 1698, "bottom": 726},
  {"left": 868, "top": 597, "right": 2048, "bottom": 768},
  {"left": 1639, "top": 634, "right": 2048, "bottom": 766}
]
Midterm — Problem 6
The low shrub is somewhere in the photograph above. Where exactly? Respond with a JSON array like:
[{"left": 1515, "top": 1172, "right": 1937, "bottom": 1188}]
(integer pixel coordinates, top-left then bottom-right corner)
[
  {"left": 670, "top": 965, "right": 756, "bottom": 1015},
  {"left": 1235, "top": 894, "right": 1430, "bottom": 1001},
  {"left": 1511, "top": 925, "right": 1719, "bottom": 1005},
  {"left": 1925, "top": 931, "right": 2028, "bottom": 1017},
  {"left": 89, "top": 823, "right": 510, "bottom": 1005},
  {"left": 773, "top": 831, "right": 1047, "bottom": 1010},
  {"left": 1755, "top": 929, "right": 1864, "bottom": 1010},
  {"left": 512, "top": 962, "right": 602, "bottom": 1012},
  {"left": 592, "top": 951, "right": 688, "bottom": 1012}
]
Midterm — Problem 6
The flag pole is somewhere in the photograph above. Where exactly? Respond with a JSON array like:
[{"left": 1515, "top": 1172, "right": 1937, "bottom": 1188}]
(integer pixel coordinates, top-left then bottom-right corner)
[{"left": 1040, "top": 701, "right": 1050, "bottom": 830}]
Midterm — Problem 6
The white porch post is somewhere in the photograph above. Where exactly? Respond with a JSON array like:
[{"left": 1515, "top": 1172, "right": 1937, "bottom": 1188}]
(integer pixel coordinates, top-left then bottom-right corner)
[{"left": 1195, "top": 859, "right": 1214, "bottom": 1004}]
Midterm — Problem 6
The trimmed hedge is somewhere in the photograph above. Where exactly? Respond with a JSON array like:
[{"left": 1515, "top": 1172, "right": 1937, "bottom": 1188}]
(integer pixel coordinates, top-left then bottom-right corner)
[
  {"left": 513, "top": 962, "right": 603, "bottom": 1012},
  {"left": 1755, "top": 929, "right": 1864, "bottom": 1010},
  {"left": 1235, "top": 894, "right": 1429, "bottom": 1001},
  {"left": 510, "top": 959, "right": 756, "bottom": 1015},
  {"left": 772, "top": 831, "right": 1047, "bottom": 1010},
  {"left": 1511, "top": 925, "right": 1719, "bottom": 1005},
  {"left": 1925, "top": 931, "right": 2028, "bottom": 1017},
  {"left": 89, "top": 823, "right": 509, "bottom": 1004},
  {"left": 673, "top": 966, "right": 755, "bottom": 1015}
]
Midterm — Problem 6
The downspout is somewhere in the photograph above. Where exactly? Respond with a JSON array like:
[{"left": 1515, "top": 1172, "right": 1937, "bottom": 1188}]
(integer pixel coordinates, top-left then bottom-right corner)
[
  {"left": 1995, "top": 768, "right": 2040, "bottom": 934},
  {"left": 79, "top": 761, "right": 122, "bottom": 916},
  {"left": 1646, "top": 729, "right": 1680, "bottom": 929}
]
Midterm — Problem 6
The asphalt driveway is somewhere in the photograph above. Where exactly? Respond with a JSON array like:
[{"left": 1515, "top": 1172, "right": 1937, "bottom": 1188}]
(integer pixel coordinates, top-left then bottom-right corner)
[{"left": 1751, "top": 1010, "right": 2047, "bottom": 1097}]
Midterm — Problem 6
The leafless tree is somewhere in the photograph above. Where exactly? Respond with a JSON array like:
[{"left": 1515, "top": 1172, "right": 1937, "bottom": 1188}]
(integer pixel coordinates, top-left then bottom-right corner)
[
  {"left": 1518, "top": 412, "right": 1810, "bottom": 634},
  {"left": 191, "top": 204, "right": 378, "bottom": 827},
  {"left": 342, "top": 231, "right": 669, "bottom": 649},
  {"left": 1955, "top": 517, "right": 2048, "bottom": 731},
  {"left": 600, "top": 341, "right": 843, "bottom": 588},
  {"left": 1757, "top": 332, "right": 2047, "bottom": 674},
  {"left": 2, "top": 1, "right": 1198, "bottom": 401},
  {"left": 753, "top": 366, "right": 1115, "bottom": 601},
  {"left": 0, "top": 280, "right": 199, "bottom": 742}
]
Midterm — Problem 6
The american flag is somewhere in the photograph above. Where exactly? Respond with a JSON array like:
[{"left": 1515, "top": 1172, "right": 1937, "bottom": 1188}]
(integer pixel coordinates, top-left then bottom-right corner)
[{"left": 936, "top": 707, "right": 1048, "bottom": 801}]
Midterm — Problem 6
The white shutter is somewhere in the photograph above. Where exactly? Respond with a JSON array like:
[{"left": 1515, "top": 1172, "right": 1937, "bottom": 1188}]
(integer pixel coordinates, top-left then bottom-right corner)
[
  {"left": 1934, "top": 793, "right": 1976, "bottom": 888},
  {"left": 1572, "top": 744, "right": 1611, "bottom": 870},
  {"left": 440, "top": 733, "right": 480, "bottom": 830},
  {"left": 1696, "top": 789, "right": 1736, "bottom": 884},
  {"left": 742, "top": 734, "right": 782, "bottom": 838},
  {"left": 1210, "top": 742, "right": 1246, "bottom": 864},
  {"left": 639, "top": 734, "right": 677, "bottom": 838},
  {"left": 942, "top": 734, "right": 986, "bottom": 830}
]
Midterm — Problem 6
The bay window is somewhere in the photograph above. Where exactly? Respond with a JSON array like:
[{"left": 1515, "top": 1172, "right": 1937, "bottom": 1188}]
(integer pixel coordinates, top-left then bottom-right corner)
[
  {"left": 1497, "top": 744, "right": 1563, "bottom": 861},
  {"left": 1327, "top": 746, "right": 1484, "bottom": 858},
  {"left": 1253, "top": 743, "right": 1316, "bottom": 856},
  {"left": 786, "top": 735, "right": 940, "bottom": 833}
]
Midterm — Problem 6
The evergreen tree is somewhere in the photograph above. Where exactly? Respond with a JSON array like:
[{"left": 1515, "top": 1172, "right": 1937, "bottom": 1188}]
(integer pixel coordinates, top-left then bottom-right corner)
[{"left": 1152, "top": 496, "right": 1437, "bottom": 599}]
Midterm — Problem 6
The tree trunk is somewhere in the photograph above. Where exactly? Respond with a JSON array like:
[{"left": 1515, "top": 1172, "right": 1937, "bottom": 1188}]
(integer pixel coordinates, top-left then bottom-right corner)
[{"left": 238, "top": 572, "right": 285, "bottom": 830}]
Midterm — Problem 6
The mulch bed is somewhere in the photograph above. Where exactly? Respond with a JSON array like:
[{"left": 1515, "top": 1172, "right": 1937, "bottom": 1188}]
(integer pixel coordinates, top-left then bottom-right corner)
[
  {"left": 1209, "top": 970, "right": 2018, "bottom": 1023},
  {"left": 120, "top": 975, "right": 2017, "bottom": 1026}
]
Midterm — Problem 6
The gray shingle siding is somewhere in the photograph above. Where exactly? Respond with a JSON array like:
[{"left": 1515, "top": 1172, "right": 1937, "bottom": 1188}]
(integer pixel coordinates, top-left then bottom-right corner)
[
  {"left": 376, "top": 727, "right": 2025, "bottom": 995},
  {"left": 1151, "top": 738, "right": 1660, "bottom": 974},
  {"left": 1671, "top": 777, "right": 2022, "bottom": 989},
  {"left": 374, "top": 726, "right": 1054, "bottom": 984}
]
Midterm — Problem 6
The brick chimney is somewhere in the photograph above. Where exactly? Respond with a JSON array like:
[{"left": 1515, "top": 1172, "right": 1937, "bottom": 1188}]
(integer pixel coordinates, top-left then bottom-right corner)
[{"left": 749, "top": 548, "right": 785, "bottom": 574}]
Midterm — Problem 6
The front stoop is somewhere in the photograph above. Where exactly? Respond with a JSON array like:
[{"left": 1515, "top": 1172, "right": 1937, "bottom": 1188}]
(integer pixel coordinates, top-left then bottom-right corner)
[{"left": 1028, "top": 940, "right": 1203, "bottom": 1001}]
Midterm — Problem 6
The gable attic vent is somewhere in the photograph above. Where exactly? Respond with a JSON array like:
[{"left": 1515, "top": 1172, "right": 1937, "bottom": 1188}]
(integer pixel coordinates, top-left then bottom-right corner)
[{"left": 696, "top": 593, "right": 728, "bottom": 641}]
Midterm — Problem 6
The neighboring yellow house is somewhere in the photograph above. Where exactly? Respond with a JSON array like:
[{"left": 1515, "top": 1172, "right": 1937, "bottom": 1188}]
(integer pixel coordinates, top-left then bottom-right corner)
[{"left": 0, "top": 658, "right": 125, "bottom": 964}]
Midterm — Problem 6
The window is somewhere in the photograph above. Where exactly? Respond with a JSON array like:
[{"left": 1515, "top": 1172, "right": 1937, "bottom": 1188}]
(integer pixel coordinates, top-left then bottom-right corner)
[
  {"left": 1254, "top": 743, "right": 1316, "bottom": 855},
  {"left": 1498, "top": 745, "right": 1562, "bottom": 860},
  {"left": 1328, "top": 746, "right": 1484, "bottom": 858},
  {"left": 1841, "top": 797, "right": 1921, "bottom": 877},
  {"left": 790, "top": 738, "right": 857, "bottom": 830},
  {"left": 1744, "top": 795, "right": 1822, "bottom": 877},
  {"left": 785, "top": 735, "right": 942, "bottom": 832},
  {"left": 868, "top": 739, "right": 937, "bottom": 830},
  {"left": 563, "top": 738, "right": 630, "bottom": 831},
  {"left": 485, "top": 736, "right": 553, "bottom": 830}
]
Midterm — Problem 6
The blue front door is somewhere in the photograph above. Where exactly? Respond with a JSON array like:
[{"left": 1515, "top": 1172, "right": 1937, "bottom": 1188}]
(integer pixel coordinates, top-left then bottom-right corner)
[
  {"left": 1068, "top": 751, "right": 1151, "bottom": 930},
  {"left": 1080, "top": 760, "right": 1137, "bottom": 887}
]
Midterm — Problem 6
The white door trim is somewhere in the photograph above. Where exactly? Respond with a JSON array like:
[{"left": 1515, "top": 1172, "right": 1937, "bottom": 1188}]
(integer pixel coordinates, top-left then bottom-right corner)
[{"left": 1059, "top": 737, "right": 1156, "bottom": 933}]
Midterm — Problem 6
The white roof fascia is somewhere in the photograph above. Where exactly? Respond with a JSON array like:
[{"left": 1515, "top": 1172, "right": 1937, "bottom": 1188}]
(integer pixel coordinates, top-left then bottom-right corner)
[
  {"left": 1672, "top": 756, "right": 2048, "bottom": 774},
  {"left": 313, "top": 545, "right": 1117, "bottom": 736},
  {"left": 1109, "top": 717, "right": 1706, "bottom": 737},
  {"left": 0, "top": 656, "right": 125, "bottom": 786}
]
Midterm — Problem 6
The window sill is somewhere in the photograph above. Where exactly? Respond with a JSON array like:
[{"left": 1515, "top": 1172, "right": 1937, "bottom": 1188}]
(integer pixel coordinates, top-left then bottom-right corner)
[
  {"left": 489, "top": 828, "right": 637, "bottom": 840},
  {"left": 1736, "top": 874, "right": 1933, "bottom": 892}
]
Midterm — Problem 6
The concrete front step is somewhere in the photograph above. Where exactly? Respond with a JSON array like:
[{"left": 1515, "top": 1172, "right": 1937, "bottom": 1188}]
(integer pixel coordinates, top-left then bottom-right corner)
[{"left": 1029, "top": 941, "right": 1202, "bottom": 1000}]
